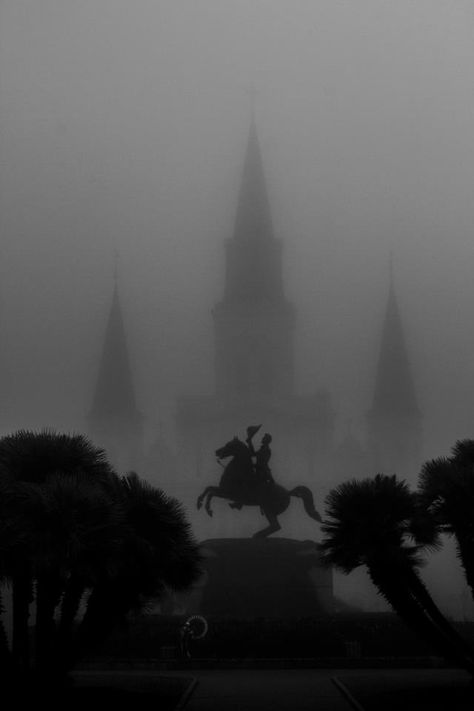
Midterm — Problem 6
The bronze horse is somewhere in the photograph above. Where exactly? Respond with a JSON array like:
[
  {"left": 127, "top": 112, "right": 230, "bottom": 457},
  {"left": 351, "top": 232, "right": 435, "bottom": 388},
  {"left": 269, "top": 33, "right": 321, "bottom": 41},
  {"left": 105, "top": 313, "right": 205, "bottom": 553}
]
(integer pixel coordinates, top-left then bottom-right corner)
[{"left": 197, "top": 437, "right": 322, "bottom": 538}]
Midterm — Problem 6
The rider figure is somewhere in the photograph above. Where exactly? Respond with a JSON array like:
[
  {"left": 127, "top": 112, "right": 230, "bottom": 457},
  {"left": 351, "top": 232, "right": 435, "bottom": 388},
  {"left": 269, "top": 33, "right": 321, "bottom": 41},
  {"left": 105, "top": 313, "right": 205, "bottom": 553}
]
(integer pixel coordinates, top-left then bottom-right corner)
[
  {"left": 227, "top": 425, "right": 274, "bottom": 510},
  {"left": 256, "top": 434, "right": 274, "bottom": 486},
  {"left": 246, "top": 426, "right": 274, "bottom": 488}
]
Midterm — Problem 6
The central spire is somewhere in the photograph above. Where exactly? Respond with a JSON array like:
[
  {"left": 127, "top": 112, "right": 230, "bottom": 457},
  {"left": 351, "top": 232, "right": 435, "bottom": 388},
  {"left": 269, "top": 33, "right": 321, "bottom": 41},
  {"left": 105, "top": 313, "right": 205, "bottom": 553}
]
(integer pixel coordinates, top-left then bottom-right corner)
[
  {"left": 223, "top": 120, "right": 284, "bottom": 302},
  {"left": 233, "top": 118, "right": 275, "bottom": 244},
  {"left": 213, "top": 119, "right": 295, "bottom": 399}
]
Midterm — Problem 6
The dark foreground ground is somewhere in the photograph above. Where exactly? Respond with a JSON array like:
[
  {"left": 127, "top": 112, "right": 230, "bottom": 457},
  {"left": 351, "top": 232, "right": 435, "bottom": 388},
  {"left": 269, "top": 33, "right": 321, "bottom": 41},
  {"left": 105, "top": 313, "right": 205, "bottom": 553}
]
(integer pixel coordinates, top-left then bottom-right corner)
[
  {"left": 69, "top": 668, "right": 474, "bottom": 711},
  {"left": 18, "top": 671, "right": 196, "bottom": 711}
]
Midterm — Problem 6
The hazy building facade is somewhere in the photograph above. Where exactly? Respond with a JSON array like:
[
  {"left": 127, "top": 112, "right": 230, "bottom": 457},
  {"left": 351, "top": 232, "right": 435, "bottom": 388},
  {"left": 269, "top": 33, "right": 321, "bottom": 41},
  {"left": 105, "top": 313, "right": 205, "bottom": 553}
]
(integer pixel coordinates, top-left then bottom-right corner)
[
  {"left": 177, "top": 122, "right": 334, "bottom": 485},
  {"left": 367, "top": 267, "right": 422, "bottom": 476},
  {"left": 84, "top": 126, "right": 422, "bottom": 491},
  {"left": 87, "top": 279, "right": 143, "bottom": 472},
  {"left": 331, "top": 422, "right": 371, "bottom": 484}
]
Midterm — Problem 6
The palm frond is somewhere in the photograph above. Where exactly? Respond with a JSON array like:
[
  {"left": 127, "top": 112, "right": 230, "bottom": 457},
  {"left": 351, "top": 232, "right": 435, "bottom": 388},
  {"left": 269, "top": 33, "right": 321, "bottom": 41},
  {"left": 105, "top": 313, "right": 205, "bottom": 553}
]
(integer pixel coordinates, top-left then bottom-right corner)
[
  {"left": 321, "top": 474, "right": 426, "bottom": 572},
  {"left": 451, "top": 439, "right": 474, "bottom": 466},
  {"left": 0, "top": 429, "right": 114, "bottom": 484}
]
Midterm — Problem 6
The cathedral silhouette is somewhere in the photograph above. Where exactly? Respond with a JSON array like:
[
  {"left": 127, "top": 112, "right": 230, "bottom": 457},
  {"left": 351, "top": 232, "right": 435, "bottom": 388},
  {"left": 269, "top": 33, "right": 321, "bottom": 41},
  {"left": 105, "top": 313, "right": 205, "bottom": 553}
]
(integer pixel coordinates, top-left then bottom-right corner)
[{"left": 88, "top": 120, "right": 422, "bottom": 502}]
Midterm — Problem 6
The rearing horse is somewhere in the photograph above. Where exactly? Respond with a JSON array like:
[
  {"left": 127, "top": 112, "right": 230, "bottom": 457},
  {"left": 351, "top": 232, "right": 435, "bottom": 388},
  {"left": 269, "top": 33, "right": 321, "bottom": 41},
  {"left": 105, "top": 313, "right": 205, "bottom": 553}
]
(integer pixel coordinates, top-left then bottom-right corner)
[{"left": 196, "top": 437, "right": 322, "bottom": 538}]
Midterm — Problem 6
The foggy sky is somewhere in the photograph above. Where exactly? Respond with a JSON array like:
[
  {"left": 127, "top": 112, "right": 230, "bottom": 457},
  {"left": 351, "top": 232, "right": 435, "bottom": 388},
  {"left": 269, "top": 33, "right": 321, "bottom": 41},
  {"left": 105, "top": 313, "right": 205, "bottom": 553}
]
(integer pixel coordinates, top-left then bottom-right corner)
[{"left": 2, "top": 0, "right": 474, "bottom": 464}]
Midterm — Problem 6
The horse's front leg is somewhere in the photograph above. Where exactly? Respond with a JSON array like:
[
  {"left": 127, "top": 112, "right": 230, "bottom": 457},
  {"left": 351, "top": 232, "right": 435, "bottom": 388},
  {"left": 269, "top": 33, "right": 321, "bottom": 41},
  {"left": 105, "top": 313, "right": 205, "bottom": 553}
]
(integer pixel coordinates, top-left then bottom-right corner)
[
  {"left": 205, "top": 493, "right": 214, "bottom": 517},
  {"left": 197, "top": 486, "right": 213, "bottom": 510},
  {"left": 203, "top": 486, "right": 233, "bottom": 517},
  {"left": 201, "top": 486, "right": 222, "bottom": 517}
]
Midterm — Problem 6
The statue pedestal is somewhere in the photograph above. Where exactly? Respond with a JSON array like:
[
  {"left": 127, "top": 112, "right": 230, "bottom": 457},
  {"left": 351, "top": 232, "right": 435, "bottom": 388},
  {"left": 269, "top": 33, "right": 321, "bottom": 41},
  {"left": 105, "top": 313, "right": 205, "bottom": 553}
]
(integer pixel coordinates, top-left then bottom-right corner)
[{"left": 184, "top": 537, "right": 334, "bottom": 618}]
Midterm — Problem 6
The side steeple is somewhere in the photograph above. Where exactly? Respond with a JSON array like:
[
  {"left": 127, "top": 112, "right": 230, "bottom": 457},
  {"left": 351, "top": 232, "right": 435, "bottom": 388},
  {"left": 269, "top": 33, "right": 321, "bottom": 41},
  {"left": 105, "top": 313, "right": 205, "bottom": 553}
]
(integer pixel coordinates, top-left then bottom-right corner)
[
  {"left": 88, "top": 273, "right": 143, "bottom": 470},
  {"left": 367, "top": 262, "right": 422, "bottom": 475}
]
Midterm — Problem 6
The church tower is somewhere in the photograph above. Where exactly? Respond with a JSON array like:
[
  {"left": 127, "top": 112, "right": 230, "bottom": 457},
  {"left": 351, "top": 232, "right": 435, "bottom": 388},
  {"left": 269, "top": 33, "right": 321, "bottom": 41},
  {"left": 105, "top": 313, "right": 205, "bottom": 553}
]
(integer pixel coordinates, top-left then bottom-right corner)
[
  {"left": 213, "top": 119, "right": 296, "bottom": 402},
  {"left": 178, "top": 121, "right": 333, "bottom": 486},
  {"left": 367, "top": 264, "right": 422, "bottom": 476},
  {"left": 88, "top": 277, "right": 143, "bottom": 471}
]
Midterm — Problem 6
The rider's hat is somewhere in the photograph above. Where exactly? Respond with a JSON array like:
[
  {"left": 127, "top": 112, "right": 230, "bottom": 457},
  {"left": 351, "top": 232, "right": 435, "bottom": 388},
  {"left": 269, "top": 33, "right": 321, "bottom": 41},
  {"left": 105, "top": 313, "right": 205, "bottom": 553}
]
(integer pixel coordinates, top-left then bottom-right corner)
[{"left": 246, "top": 424, "right": 262, "bottom": 438}]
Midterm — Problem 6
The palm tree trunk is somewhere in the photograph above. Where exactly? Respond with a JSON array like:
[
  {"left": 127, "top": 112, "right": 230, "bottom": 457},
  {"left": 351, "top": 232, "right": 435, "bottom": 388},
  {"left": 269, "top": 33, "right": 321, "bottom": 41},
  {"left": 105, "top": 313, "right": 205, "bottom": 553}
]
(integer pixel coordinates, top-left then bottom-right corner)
[
  {"left": 0, "top": 587, "right": 13, "bottom": 670},
  {"left": 405, "top": 565, "right": 474, "bottom": 668},
  {"left": 367, "top": 563, "right": 466, "bottom": 664},
  {"left": 455, "top": 535, "right": 474, "bottom": 602},
  {"left": 74, "top": 582, "right": 130, "bottom": 663},
  {"left": 12, "top": 571, "right": 33, "bottom": 673},
  {"left": 57, "top": 575, "right": 86, "bottom": 671},
  {"left": 35, "top": 572, "right": 63, "bottom": 674}
]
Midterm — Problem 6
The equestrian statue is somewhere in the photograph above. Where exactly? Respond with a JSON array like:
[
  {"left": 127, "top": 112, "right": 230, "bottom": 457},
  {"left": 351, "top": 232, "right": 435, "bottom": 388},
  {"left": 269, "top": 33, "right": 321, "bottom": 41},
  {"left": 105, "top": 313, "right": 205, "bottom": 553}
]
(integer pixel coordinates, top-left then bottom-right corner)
[{"left": 197, "top": 425, "right": 322, "bottom": 538}]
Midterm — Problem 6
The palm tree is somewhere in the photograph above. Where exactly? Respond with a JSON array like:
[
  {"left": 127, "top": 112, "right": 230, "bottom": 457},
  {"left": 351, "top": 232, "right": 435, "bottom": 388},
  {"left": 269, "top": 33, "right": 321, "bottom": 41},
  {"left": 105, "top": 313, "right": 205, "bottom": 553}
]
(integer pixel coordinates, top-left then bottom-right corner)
[
  {"left": 0, "top": 429, "right": 115, "bottom": 486},
  {"left": 0, "top": 430, "right": 201, "bottom": 679},
  {"left": 419, "top": 439, "right": 474, "bottom": 601},
  {"left": 0, "top": 475, "right": 40, "bottom": 674},
  {"left": 0, "top": 430, "right": 115, "bottom": 674},
  {"left": 0, "top": 476, "right": 33, "bottom": 672},
  {"left": 32, "top": 472, "right": 123, "bottom": 675},
  {"left": 76, "top": 472, "right": 201, "bottom": 659},
  {"left": 320, "top": 474, "right": 474, "bottom": 670}
]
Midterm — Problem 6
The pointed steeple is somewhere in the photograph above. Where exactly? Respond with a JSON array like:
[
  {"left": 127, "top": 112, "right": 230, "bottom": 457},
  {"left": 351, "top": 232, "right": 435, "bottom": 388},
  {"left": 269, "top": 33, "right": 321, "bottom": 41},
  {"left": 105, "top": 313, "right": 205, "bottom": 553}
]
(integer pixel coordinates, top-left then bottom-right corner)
[
  {"left": 177, "top": 114, "right": 334, "bottom": 490},
  {"left": 368, "top": 261, "right": 422, "bottom": 474},
  {"left": 88, "top": 272, "right": 142, "bottom": 471},
  {"left": 223, "top": 120, "right": 285, "bottom": 302},
  {"left": 213, "top": 119, "right": 295, "bottom": 399},
  {"left": 233, "top": 118, "right": 275, "bottom": 244},
  {"left": 89, "top": 275, "right": 141, "bottom": 426},
  {"left": 371, "top": 264, "right": 419, "bottom": 418}
]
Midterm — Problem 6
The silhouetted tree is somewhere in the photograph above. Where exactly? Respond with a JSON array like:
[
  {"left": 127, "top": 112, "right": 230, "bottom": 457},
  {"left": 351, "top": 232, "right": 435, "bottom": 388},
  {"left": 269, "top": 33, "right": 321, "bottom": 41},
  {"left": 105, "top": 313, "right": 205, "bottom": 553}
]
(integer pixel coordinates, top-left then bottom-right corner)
[
  {"left": 419, "top": 439, "right": 474, "bottom": 602},
  {"left": 75, "top": 472, "right": 201, "bottom": 660},
  {"left": 0, "top": 430, "right": 115, "bottom": 675},
  {"left": 0, "top": 429, "right": 201, "bottom": 683},
  {"left": 33, "top": 472, "right": 122, "bottom": 675},
  {"left": 0, "top": 476, "right": 32, "bottom": 671},
  {"left": 321, "top": 474, "right": 474, "bottom": 671}
]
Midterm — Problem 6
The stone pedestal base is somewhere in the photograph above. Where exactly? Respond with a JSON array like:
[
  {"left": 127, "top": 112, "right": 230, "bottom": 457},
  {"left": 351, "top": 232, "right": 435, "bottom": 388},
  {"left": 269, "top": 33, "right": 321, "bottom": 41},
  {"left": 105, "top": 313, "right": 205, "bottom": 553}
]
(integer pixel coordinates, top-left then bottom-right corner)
[{"left": 184, "top": 537, "right": 334, "bottom": 618}]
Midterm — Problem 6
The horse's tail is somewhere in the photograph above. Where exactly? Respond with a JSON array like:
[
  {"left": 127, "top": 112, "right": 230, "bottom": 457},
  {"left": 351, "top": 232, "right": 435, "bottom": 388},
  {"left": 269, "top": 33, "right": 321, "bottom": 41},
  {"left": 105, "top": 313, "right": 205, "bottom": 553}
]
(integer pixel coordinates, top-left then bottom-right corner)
[{"left": 289, "top": 485, "right": 322, "bottom": 523}]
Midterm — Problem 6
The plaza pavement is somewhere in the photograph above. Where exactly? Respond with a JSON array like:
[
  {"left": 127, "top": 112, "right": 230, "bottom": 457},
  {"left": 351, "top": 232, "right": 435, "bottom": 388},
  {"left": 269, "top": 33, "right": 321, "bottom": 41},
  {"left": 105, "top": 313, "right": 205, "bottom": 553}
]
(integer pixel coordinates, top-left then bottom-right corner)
[
  {"left": 172, "top": 668, "right": 473, "bottom": 711},
  {"left": 73, "top": 668, "right": 473, "bottom": 710},
  {"left": 174, "top": 669, "right": 356, "bottom": 710}
]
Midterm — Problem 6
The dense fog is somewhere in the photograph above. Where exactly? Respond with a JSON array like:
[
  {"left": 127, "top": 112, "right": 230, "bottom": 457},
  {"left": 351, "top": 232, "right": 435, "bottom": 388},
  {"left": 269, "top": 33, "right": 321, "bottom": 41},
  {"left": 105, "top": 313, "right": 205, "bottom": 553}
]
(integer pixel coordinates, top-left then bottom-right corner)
[{"left": 1, "top": 1, "right": 474, "bottom": 617}]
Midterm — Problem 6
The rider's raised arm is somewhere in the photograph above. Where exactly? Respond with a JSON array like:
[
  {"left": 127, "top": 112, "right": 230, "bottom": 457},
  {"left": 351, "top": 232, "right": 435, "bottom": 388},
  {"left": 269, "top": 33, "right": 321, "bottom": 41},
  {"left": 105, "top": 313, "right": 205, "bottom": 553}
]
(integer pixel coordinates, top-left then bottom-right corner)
[
  {"left": 246, "top": 437, "right": 256, "bottom": 458},
  {"left": 245, "top": 424, "right": 261, "bottom": 458}
]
